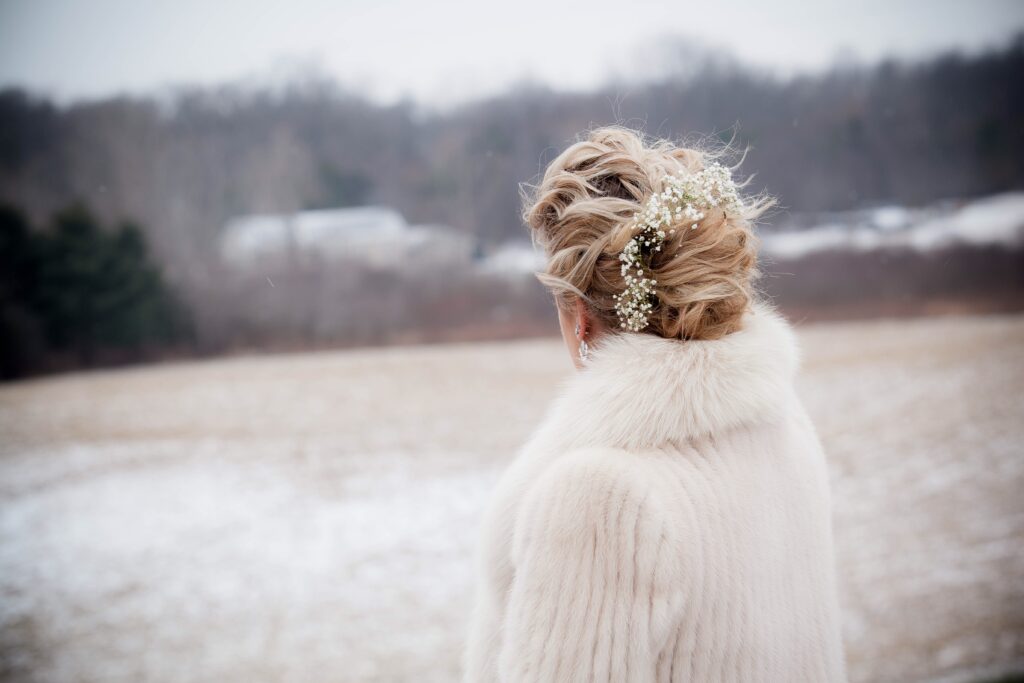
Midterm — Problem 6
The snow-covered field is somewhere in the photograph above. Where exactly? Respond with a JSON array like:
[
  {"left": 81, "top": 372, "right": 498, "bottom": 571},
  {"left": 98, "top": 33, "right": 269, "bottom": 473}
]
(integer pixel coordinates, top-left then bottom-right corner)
[
  {"left": 761, "top": 192, "right": 1024, "bottom": 259},
  {"left": 1, "top": 313, "right": 1022, "bottom": 683}
]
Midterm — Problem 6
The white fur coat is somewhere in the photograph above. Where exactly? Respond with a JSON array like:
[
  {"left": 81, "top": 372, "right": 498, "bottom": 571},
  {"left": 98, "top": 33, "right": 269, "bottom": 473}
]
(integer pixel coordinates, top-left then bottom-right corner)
[{"left": 462, "top": 301, "right": 848, "bottom": 682}]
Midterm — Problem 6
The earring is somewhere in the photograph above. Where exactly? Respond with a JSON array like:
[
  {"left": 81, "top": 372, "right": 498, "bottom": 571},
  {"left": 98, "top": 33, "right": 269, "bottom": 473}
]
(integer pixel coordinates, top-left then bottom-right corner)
[{"left": 574, "top": 321, "right": 589, "bottom": 361}]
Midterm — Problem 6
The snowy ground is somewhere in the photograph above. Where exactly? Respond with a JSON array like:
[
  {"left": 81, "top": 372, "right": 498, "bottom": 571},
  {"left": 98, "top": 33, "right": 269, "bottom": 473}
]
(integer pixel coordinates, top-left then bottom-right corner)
[{"left": 1, "top": 313, "right": 1022, "bottom": 683}]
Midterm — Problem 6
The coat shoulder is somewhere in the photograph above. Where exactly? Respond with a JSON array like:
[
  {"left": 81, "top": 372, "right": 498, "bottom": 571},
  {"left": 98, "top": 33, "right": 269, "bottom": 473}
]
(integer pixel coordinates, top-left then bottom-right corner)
[
  {"left": 524, "top": 447, "right": 658, "bottom": 508},
  {"left": 509, "top": 447, "right": 670, "bottom": 563}
]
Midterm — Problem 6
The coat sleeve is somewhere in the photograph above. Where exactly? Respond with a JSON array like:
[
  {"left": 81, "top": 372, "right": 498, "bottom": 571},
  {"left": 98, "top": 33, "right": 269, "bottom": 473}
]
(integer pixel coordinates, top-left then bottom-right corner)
[{"left": 497, "top": 449, "right": 678, "bottom": 683}]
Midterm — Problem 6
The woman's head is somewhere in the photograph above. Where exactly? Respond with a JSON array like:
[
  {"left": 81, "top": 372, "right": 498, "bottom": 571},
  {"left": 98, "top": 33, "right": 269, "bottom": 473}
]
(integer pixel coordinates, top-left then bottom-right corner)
[{"left": 523, "top": 126, "right": 771, "bottom": 361}]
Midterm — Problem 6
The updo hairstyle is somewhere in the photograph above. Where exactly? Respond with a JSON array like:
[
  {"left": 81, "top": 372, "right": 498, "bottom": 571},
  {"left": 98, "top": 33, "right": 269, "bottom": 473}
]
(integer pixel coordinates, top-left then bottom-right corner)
[{"left": 523, "top": 126, "right": 772, "bottom": 340}]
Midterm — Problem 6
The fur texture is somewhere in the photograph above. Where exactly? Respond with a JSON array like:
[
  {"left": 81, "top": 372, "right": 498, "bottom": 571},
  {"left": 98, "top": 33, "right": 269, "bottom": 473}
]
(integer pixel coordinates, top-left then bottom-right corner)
[{"left": 462, "top": 301, "right": 848, "bottom": 682}]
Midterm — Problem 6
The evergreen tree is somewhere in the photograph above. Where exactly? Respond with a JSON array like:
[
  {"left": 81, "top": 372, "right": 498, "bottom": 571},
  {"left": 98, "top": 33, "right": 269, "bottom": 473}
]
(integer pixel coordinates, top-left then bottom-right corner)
[{"left": 0, "top": 203, "right": 190, "bottom": 378}]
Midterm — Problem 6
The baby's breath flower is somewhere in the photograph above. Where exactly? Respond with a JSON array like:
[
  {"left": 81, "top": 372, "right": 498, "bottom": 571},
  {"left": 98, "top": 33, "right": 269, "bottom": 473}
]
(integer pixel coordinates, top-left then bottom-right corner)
[{"left": 613, "top": 163, "right": 743, "bottom": 332}]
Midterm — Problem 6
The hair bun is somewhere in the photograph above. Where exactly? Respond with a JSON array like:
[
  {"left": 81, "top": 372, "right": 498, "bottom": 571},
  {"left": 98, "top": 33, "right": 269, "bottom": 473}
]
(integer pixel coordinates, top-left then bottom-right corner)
[{"left": 523, "top": 126, "right": 772, "bottom": 341}]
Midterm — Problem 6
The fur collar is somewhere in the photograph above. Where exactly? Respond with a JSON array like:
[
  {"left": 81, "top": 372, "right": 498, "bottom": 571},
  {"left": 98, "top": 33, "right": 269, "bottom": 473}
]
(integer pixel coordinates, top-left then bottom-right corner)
[{"left": 528, "top": 300, "right": 801, "bottom": 452}]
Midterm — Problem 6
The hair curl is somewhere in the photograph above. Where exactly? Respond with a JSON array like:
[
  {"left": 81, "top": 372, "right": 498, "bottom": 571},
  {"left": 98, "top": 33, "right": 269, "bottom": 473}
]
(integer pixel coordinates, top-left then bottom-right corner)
[{"left": 523, "top": 126, "right": 773, "bottom": 341}]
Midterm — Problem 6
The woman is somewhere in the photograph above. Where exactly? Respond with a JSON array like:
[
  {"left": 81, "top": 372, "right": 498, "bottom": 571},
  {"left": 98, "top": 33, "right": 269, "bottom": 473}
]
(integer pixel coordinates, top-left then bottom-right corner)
[{"left": 462, "top": 127, "right": 847, "bottom": 682}]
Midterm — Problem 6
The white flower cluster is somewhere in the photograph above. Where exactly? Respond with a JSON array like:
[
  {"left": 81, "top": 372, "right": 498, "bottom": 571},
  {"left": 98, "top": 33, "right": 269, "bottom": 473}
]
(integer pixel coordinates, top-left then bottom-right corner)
[{"left": 613, "top": 163, "right": 744, "bottom": 332}]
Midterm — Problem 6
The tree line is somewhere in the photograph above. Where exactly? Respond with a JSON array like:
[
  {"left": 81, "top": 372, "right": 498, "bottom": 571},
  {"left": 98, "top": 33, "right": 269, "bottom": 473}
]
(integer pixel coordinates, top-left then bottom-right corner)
[{"left": 1, "top": 35, "right": 1020, "bottom": 272}]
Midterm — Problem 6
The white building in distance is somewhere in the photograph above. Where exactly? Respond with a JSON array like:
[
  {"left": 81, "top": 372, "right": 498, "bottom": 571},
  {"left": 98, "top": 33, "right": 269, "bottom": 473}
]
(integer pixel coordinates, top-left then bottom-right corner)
[{"left": 220, "top": 206, "right": 475, "bottom": 270}]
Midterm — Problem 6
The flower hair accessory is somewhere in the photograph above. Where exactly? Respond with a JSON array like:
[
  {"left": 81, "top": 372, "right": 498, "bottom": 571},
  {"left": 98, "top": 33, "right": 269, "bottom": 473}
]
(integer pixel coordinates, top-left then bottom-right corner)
[{"left": 612, "top": 162, "right": 744, "bottom": 332}]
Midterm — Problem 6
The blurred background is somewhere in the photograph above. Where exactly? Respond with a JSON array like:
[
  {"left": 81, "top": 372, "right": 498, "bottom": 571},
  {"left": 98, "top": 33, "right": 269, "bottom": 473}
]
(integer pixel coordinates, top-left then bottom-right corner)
[{"left": 0, "top": 1, "right": 1022, "bottom": 681}]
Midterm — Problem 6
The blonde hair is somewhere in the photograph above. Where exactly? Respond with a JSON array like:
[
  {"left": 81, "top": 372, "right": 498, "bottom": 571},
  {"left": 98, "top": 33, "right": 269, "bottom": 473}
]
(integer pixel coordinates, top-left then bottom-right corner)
[{"left": 523, "top": 126, "right": 772, "bottom": 341}]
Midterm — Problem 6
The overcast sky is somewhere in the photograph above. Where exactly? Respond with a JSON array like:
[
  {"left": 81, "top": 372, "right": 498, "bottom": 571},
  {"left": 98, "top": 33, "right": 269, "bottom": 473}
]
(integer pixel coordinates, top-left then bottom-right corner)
[{"left": 1, "top": 0, "right": 1022, "bottom": 107}]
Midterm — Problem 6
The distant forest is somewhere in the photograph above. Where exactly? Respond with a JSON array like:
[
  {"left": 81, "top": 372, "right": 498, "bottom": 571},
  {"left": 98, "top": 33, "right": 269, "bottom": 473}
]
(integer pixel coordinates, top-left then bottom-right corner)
[
  {"left": 1, "top": 35, "right": 1022, "bottom": 377},
  {"left": 1, "top": 35, "right": 1021, "bottom": 275}
]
